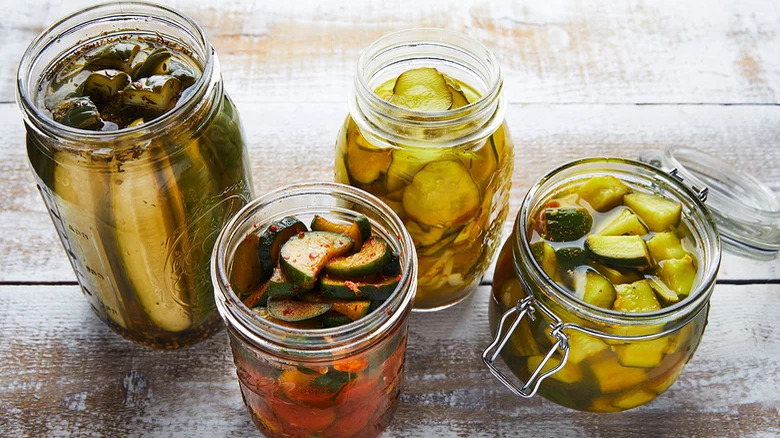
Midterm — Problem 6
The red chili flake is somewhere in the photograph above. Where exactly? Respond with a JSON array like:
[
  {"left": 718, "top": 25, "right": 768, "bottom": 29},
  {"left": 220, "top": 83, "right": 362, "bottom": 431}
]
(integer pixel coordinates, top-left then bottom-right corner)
[
  {"left": 283, "top": 255, "right": 290, "bottom": 260},
  {"left": 292, "top": 259, "right": 297, "bottom": 263},
  {"left": 396, "top": 274, "right": 402, "bottom": 281},
  {"left": 308, "top": 252, "right": 318, "bottom": 260},
  {"left": 297, "top": 231, "right": 305, "bottom": 238},
  {"left": 269, "top": 225, "right": 279, "bottom": 232},
  {"left": 370, "top": 252, "right": 376, "bottom": 257}
]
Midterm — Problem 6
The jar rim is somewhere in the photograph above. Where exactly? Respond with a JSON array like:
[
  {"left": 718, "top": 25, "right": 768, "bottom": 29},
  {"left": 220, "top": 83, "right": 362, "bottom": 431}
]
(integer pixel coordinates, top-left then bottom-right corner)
[
  {"left": 16, "top": 1, "right": 215, "bottom": 146},
  {"left": 514, "top": 157, "right": 722, "bottom": 329},
  {"left": 212, "top": 183, "right": 418, "bottom": 360}
]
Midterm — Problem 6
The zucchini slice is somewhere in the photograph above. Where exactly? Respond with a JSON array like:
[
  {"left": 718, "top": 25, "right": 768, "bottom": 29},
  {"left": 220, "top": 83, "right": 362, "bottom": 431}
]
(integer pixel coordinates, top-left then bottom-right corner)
[
  {"left": 82, "top": 69, "right": 131, "bottom": 101},
  {"left": 542, "top": 207, "right": 593, "bottom": 242},
  {"left": 611, "top": 389, "right": 657, "bottom": 410},
  {"left": 646, "top": 231, "right": 686, "bottom": 262},
  {"left": 590, "top": 359, "right": 648, "bottom": 393},
  {"left": 345, "top": 124, "right": 392, "bottom": 184},
  {"left": 566, "top": 331, "right": 608, "bottom": 364},
  {"left": 613, "top": 280, "right": 661, "bottom": 313},
  {"left": 615, "top": 337, "right": 669, "bottom": 368},
  {"left": 585, "top": 235, "right": 652, "bottom": 268},
  {"left": 257, "top": 216, "right": 308, "bottom": 279},
  {"left": 319, "top": 311, "right": 354, "bottom": 328},
  {"left": 526, "top": 355, "right": 582, "bottom": 384},
  {"left": 320, "top": 275, "right": 399, "bottom": 300},
  {"left": 658, "top": 255, "right": 697, "bottom": 297},
  {"left": 121, "top": 75, "right": 182, "bottom": 115},
  {"left": 324, "top": 236, "right": 391, "bottom": 277},
  {"left": 588, "top": 261, "right": 642, "bottom": 285},
  {"left": 402, "top": 160, "right": 481, "bottom": 227},
  {"left": 243, "top": 282, "right": 270, "bottom": 308},
  {"left": 280, "top": 231, "right": 354, "bottom": 290},
  {"left": 229, "top": 233, "right": 264, "bottom": 297},
  {"left": 253, "top": 307, "right": 323, "bottom": 329},
  {"left": 389, "top": 67, "right": 452, "bottom": 111},
  {"left": 52, "top": 97, "right": 102, "bottom": 130},
  {"left": 577, "top": 176, "right": 631, "bottom": 212},
  {"left": 530, "top": 241, "right": 562, "bottom": 282},
  {"left": 555, "top": 247, "right": 588, "bottom": 270},
  {"left": 647, "top": 277, "right": 680, "bottom": 304},
  {"left": 385, "top": 147, "right": 446, "bottom": 192},
  {"left": 623, "top": 193, "right": 682, "bottom": 232},
  {"left": 598, "top": 209, "right": 648, "bottom": 236},
  {"left": 301, "top": 293, "right": 372, "bottom": 321},
  {"left": 311, "top": 214, "right": 371, "bottom": 249},
  {"left": 582, "top": 271, "right": 616, "bottom": 309},
  {"left": 267, "top": 266, "right": 303, "bottom": 298},
  {"left": 267, "top": 297, "right": 331, "bottom": 322},
  {"left": 383, "top": 251, "right": 402, "bottom": 276}
]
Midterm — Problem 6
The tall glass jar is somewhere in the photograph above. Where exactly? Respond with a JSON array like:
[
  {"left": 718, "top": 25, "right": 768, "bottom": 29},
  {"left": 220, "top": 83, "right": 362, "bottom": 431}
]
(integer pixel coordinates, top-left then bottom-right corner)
[
  {"left": 212, "top": 183, "right": 417, "bottom": 438},
  {"left": 483, "top": 158, "right": 721, "bottom": 412},
  {"left": 16, "top": 3, "right": 253, "bottom": 349},
  {"left": 336, "top": 29, "right": 512, "bottom": 311}
]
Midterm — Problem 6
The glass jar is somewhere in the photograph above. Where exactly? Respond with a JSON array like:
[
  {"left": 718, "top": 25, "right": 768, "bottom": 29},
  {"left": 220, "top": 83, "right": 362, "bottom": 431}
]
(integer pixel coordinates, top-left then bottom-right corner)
[
  {"left": 336, "top": 28, "right": 512, "bottom": 311},
  {"left": 483, "top": 158, "right": 721, "bottom": 412},
  {"left": 16, "top": 3, "right": 253, "bottom": 349},
  {"left": 212, "top": 183, "right": 417, "bottom": 438}
]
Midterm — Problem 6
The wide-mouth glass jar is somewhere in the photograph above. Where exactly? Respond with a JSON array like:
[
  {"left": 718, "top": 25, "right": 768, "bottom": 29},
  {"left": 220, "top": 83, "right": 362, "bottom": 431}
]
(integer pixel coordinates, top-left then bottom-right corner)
[
  {"left": 483, "top": 158, "right": 721, "bottom": 412},
  {"left": 336, "top": 28, "right": 512, "bottom": 311},
  {"left": 212, "top": 183, "right": 417, "bottom": 438},
  {"left": 17, "top": 2, "right": 253, "bottom": 349}
]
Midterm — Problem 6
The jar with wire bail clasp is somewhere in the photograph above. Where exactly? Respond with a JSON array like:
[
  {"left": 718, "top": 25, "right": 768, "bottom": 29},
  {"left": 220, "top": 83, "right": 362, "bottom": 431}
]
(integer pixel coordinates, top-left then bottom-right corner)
[{"left": 483, "top": 157, "right": 720, "bottom": 412}]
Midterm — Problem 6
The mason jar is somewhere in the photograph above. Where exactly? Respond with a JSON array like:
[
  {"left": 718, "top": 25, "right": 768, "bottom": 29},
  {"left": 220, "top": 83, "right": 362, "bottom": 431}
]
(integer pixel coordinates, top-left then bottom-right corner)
[
  {"left": 483, "top": 158, "right": 721, "bottom": 412},
  {"left": 336, "top": 28, "right": 513, "bottom": 311},
  {"left": 212, "top": 183, "right": 417, "bottom": 438},
  {"left": 16, "top": 2, "right": 253, "bottom": 349}
]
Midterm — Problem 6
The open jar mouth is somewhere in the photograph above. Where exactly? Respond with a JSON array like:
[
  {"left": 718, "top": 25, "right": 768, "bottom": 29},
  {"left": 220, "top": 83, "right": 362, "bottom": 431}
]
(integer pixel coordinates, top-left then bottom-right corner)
[
  {"left": 349, "top": 28, "right": 506, "bottom": 149},
  {"left": 16, "top": 1, "right": 215, "bottom": 145},
  {"left": 212, "top": 183, "right": 418, "bottom": 361},
  {"left": 515, "top": 157, "right": 722, "bottom": 329}
]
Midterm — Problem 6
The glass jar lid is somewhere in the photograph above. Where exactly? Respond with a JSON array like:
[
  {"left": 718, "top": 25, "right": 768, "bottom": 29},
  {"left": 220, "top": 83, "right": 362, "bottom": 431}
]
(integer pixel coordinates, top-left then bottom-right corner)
[{"left": 639, "top": 147, "right": 780, "bottom": 258}]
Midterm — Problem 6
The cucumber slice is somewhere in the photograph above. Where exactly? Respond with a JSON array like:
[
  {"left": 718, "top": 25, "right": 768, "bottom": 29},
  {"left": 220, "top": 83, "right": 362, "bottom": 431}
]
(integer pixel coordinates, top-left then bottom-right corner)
[
  {"left": 382, "top": 251, "right": 402, "bottom": 276},
  {"left": 465, "top": 136, "right": 499, "bottom": 190},
  {"left": 588, "top": 261, "right": 642, "bottom": 284},
  {"left": 229, "top": 233, "right": 263, "bottom": 297},
  {"left": 417, "top": 231, "right": 459, "bottom": 257},
  {"left": 253, "top": 307, "right": 323, "bottom": 329},
  {"left": 385, "top": 147, "right": 446, "bottom": 192},
  {"left": 319, "top": 311, "right": 354, "bottom": 328},
  {"left": 132, "top": 48, "right": 172, "bottom": 80},
  {"left": 402, "top": 160, "right": 481, "bottom": 227},
  {"left": 585, "top": 235, "right": 651, "bottom": 268},
  {"left": 311, "top": 215, "right": 371, "bottom": 249},
  {"left": 267, "top": 298, "right": 331, "bottom": 322},
  {"left": 526, "top": 355, "right": 582, "bottom": 384},
  {"left": 448, "top": 84, "right": 470, "bottom": 109},
  {"left": 530, "top": 241, "right": 562, "bottom": 282},
  {"left": 647, "top": 277, "right": 680, "bottom": 304},
  {"left": 345, "top": 124, "right": 392, "bottom": 184},
  {"left": 320, "top": 275, "right": 399, "bottom": 300},
  {"left": 324, "top": 236, "right": 391, "bottom": 277},
  {"left": 566, "top": 331, "right": 608, "bottom": 364},
  {"left": 85, "top": 42, "right": 140, "bottom": 72},
  {"left": 405, "top": 221, "right": 459, "bottom": 247},
  {"left": 612, "top": 389, "right": 656, "bottom": 410},
  {"left": 582, "top": 271, "right": 616, "bottom": 309},
  {"left": 52, "top": 97, "right": 102, "bottom": 130},
  {"left": 555, "top": 247, "right": 588, "bottom": 270},
  {"left": 646, "top": 231, "right": 686, "bottom": 262},
  {"left": 658, "top": 255, "right": 696, "bottom": 297},
  {"left": 242, "top": 282, "right": 270, "bottom": 308},
  {"left": 280, "top": 232, "right": 354, "bottom": 290},
  {"left": 577, "top": 176, "right": 631, "bottom": 212},
  {"left": 389, "top": 67, "right": 452, "bottom": 111},
  {"left": 82, "top": 69, "right": 131, "bottom": 100},
  {"left": 258, "top": 216, "right": 308, "bottom": 279},
  {"left": 590, "top": 359, "right": 648, "bottom": 393},
  {"left": 613, "top": 280, "right": 661, "bottom": 313},
  {"left": 598, "top": 209, "right": 648, "bottom": 236},
  {"left": 615, "top": 337, "right": 669, "bottom": 368},
  {"left": 267, "top": 266, "right": 303, "bottom": 298},
  {"left": 542, "top": 207, "right": 593, "bottom": 242},
  {"left": 121, "top": 75, "right": 182, "bottom": 115},
  {"left": 624, "top": 193, "right": 682, "bottom": 232},
  {"left": 301, "top": 293, "right": 372, "bottom": 321}
]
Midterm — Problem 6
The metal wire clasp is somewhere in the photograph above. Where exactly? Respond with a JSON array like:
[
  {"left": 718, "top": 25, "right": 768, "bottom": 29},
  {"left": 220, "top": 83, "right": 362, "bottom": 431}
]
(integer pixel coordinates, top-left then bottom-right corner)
[
  {"left": 482, "top": 297, "right": 570, "bottom": 398},
  {"left": 669, "top": 168, "right": 709, "bottom": 202}
]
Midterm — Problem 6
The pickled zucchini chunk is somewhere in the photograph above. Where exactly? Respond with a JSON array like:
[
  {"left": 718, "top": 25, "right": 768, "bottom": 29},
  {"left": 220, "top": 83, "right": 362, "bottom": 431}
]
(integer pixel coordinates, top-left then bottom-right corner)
[
  {"left": 389, "top": 67, "right": 453, "bottom": 111},
  {"left": 280, "top": 231, "right": 354, "bottom": 290},
  {"left": 659, "top": 255, "right": 697, "bottom": 297},
  {"left": 598, "top": 209, "right": 648, "bottom": 236},
  {"left": 253, "top": 307, "right": 324, "bottom": 329},
  {"left": 320, "top": 275, "right": 399, "bottom": 301},
  {"left": 383, "top": 251, "right": 402, "bottom": 276},
  {"left": 613, "top": 280, "right": 661, "bottom": 313},
  {"left": 585, "top": 235, "right": 652, "bottom": 269},
  {"left": 541, "top": 207, "right": 593, "bottom": 242},
  {"left": 647, "top": 231, "right": 686, "bottom": 262},
  {"left": 566, "top": 330, "right": 608, "bottom": 364},
  {"left": 122, "top": 75, "right": 182, "bottom": 114},
  {"left": 402, "top": 160, "right": 480, "bottom": 227},
  {"left": 82, "top": 69, "right": 131, "bottom": 100},
  {"left": 466, "top": 137, "right": 499, "bottom": 190},
  {"left": 311, "top": 214, "right": 371, "bottom": 249},
  {"left": 590, "top": 359, "right": 648, "bottom": 393},
  {"left": 52, "top": 97, "right": 102, "bottom": 130},
  {"left": 324, "top": 236, "right": 391, "bottom": 277},
  {"left": 555, "top": 247, "right": 588, "bottom": 270},
  {"left": 647, "top": 277, "right": 680, "bottom": 304},
  {"left": 132, "top": 47, "right": 173, "bottom": 80},
  {"left": 577, "top": 176, "right": 631, "bottom": 212},
  {"left": 258, "top": 216, "right": 308, "bottom": 279},
  {"left": 84, "top": 42, "right": 140, "bottom": 71},
  {"left": 267, "top": 297, "right": 331, "bottom": 322},
  {"left": 320, "top": 311, "right": 354, "bottom": 328},
  {"left": 165, "top": 58, "right": 198, "bottom": 88},
  {"left": 243, "top": 281, "right": 270, "bottom": 308},
  {"left": 612, "top": 389, "right": 656, "bottom": 410},
  {"left": 267, "top": 266, "right": 303, "bottom": 298},
  {"left": 582, "top": 271, "right": 616, "bottom": 309},
  {"left": 588, "top": 261, "right": 642, "bottom": 285},
  {"left": 615, "top": 337, "right": 669, "bottom": 368},
  {"left": 301, "top": 293, "right": 371, "bottom": 321},
  {"left": 624, "top": 192, "right": 682, "bottom": 232},
  {"left": 229, "top": 233, "right": 264, "bottom": 296},
  {"left": 531, "top": 241, "right": 562, "bottom": 282},
  {"left": 527, "top": 355, "right": 582, "bottom": 384}
]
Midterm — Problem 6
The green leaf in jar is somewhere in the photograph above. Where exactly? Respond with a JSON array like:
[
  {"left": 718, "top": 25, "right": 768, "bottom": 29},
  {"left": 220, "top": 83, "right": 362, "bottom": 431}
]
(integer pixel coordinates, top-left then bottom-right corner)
[
  {"left": 84, "top": 42, "right": 140, "bottom": 72},
  {"left": 82, "top": 69, "right": 131, "bottom": 100},
  {"left": 121, "top": 75, "right": 182, "bottom": 114},
  {"left": 51, "top": 96, "right": 102, "bottom": 130}
]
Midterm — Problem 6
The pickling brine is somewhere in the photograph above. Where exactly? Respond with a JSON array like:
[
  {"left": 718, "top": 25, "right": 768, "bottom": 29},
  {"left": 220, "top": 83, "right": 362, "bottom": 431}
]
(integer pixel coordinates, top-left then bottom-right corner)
[{"left": 18, "top": 3, "right": 253, "bottom": 348}]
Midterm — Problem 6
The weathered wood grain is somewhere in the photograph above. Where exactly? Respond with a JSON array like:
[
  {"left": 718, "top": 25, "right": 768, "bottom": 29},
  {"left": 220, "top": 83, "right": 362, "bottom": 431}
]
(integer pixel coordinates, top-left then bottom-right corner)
[
  {"left": 0, "top": 284, "right": 777, "bottom": 437},
  {"left": 2, "top": 102, "right": 778, "bottom": 282},
  {"left": 4, "top": 0, "right": 780, "bottom": 105}
]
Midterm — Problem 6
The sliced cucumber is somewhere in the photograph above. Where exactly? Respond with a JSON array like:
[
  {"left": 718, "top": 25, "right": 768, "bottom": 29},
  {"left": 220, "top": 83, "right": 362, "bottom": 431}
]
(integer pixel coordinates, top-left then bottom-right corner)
[
  {"left": 448, "top": 84, "right": 470, "bottom": 109},
  {"left": 85, "top": 42, "right": 140, "bottom": 72},
  {"left": 301, "top": 293, "right": 372, "bottom": 321},
  {"left": 385, "top": 147, "right": 446, "bottom": 192},
  {"left": 659, "top": 255, "right": 696, "bottom": 297},
  {"left": 566, "top": 331, "right": 608, "bottom": 364},
  {"left": 646, "top": 231, "right": 686, "bottom": 262},
  {"left": 52, "top": 97, "right": 102, "bottom": 130},
  {"left": 267, "top": 298, "right": 331, "bottom": 322},
  {"left": 598, "top": 209, "right": 648, "bottom": 236},
  {"left": 121, "top": 75, "right": 182, "bottom": 115},
  {"left": 319, "top": 311, "right": 354, "bottom": 328},
  {"left": 613, "top": 280, "right": 661, "bottom": 313},
  {"left": 257, "top": 216, "right": 308, "bottom": 279},
  {"left": 253, "top": 307, "right": 324, "bottom": 329},
  {"left": 624, "top": 192, "right": 682, "bottom": 232},
  {"left": 555, "top": 247, "right": 588, "bottom": 270},
  {"left": 615, "top": 337, "right": 669, "bottom": 368},
  {"left": 229, "top": 233, "right": 263, "bottom": 297},
  {"left": 611, "top": 389, "right": 656, "bottom": 410},
  {"left": 526, "top": 355, "right": 582, "bottom": 384},
  {"left": 382, "top": 251, "right": 402, "bottom": 276},
  {"left": 542, "top": 207, "right": 593, "bottom": 242},
  {"left": 82, "top": 69, "right": 131, "bottom": 100},
  {"left": 402, "top": 160, "right": 481, "bottom": 227},
  {"left": 591, "top": 359, "right": 648, "bottom": 393},
  {"left": 417, "top": 231, "right": 459, "bottom": 257},
  {"left": 311, "top": 214, "right": 371, "bottom": 249},
  {"left": 324, "top": 236, "right": 390, "bottom": 277},
  {"left": 267, "top": 266, "right": 303, "bottom": 298},
  {"left": 647, "top": 277, "right": 680, "bottom": 304},
  {"left": 585, "top": 235, "right": 651, "bottom": 268},
  {"left": 389, "top": 67, "right": 452, "bottom": 111},
  {"left": 588, "top": 261, "right": 642, "bottom": 284},
  {"left": 577, "top": 176, "right": 631, "bottom": 212},
  {"left": 131, "top": 47, "right": 172, "bottom": 80},
  {"left": 530, "top": 241, "right": 562, "bottom": 282},
  {"left": 242, "top": 282, "right": 270, "bottom": 308},
  {"left": 345, "top": 124, "right": 392, "bottom": 184},
  {"left": 320, "top": 275, "right": 398, "bottom": 300},
  {"left": 582, "top": 271, "right": 616, "bottom": 309},
  {"left": 280, "top": 231, "right": 354, "bottom": 290}
]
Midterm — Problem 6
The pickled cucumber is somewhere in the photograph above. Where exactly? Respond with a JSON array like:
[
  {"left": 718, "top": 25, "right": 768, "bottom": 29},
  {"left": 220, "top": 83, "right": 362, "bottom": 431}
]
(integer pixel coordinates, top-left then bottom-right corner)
[
  {"left": 647, "top": 231, "right": 687, "bottom": 262},
  {"left": 577, "top": 176, "right": 631, "bottom": 212},
  {"left": 624, "top": 193, "right": 682, "bottom": 232},
  {"left": 598, "top": 209, "right": 648, "bottom": 236},
  {"left": 402, "top": 160, "right": 480, "bottom": 227},
  {"left": 613, "top": 280, "right": 661, "bottom": 313},
  {"left": 389, "top": 67, "right": 452, "bottom": 111}
]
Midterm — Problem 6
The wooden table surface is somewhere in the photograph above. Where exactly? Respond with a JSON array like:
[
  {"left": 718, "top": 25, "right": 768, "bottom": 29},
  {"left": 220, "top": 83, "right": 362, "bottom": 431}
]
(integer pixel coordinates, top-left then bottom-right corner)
[{"left": 1, "top": 1, "right": 779, "bottom": 437}]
